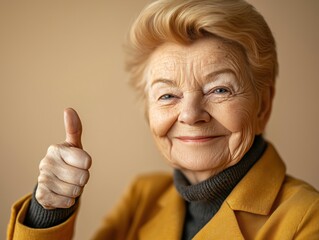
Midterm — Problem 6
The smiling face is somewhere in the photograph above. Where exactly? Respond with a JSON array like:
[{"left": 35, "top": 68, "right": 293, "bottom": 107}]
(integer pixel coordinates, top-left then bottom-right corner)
[{"left": 145, "top": 37, "right": 269, "bottom": 183}]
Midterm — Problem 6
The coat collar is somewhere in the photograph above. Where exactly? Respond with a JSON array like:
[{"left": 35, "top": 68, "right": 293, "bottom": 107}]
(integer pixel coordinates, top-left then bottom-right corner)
[
  {"left": 226, "top": 143, "right": 286, "bottom": 215},
  {"left": 139, "top": 143, "right": 286, "bottom": 239}
]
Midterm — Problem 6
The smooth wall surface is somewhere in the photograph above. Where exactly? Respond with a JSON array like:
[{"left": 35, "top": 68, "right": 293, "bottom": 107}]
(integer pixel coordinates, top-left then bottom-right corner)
[{"left": 1, "top": 1, "right": 318, "bottom": 239}]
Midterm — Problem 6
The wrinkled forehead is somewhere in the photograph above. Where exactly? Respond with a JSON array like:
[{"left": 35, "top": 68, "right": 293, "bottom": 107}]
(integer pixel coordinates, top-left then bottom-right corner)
[{"left": 144, "top": 38, "right": 250, "bottom": 88}]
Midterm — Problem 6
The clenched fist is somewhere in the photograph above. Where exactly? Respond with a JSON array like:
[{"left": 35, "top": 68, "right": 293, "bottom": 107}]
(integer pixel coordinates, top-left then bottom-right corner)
[{"left": 36, "top": 108, "right": 92, "bottom": 209}]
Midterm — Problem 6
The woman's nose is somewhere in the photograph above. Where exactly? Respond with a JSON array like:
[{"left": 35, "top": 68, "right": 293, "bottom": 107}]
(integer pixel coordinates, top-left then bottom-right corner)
[{"left": 178, "top": 92, "right": 211, "bottom": 125}]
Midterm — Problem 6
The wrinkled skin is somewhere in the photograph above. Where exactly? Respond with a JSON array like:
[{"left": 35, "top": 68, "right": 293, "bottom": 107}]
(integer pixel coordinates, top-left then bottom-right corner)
[
  {"left": 36, "top": 108, "right": 92, "bottom": 209},
  {"left": 146, "top": 38, "right": 272, "bottom": 184}
]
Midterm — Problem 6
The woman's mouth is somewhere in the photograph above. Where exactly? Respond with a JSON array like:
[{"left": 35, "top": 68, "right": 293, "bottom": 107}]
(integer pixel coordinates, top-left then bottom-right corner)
[{"left": 176, "top": 135, "right": 223, "bottom": 143}]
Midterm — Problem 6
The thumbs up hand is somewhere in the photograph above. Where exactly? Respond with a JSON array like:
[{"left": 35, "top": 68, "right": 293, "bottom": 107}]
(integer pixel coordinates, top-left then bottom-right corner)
[{"left": 36, "top": 108, "right": 92, "bottom": 209}]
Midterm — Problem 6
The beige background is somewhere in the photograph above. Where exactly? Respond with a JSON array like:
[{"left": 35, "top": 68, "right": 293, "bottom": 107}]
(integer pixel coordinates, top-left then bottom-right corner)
[{"left": 1, "top": 0, "right": 318, "bottom": 239}]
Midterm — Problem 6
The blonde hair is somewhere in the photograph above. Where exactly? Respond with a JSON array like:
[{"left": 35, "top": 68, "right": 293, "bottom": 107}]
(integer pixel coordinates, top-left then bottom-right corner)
[{"left": 125, "top": 0, "right": 278, "bottom": 99}]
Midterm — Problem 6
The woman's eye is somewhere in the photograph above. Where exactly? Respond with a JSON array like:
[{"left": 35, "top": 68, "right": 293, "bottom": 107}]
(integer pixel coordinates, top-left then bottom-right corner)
[
  {"left": 159, "top": 94, "right": 175, "bottom": 100},
  {"left": 212, "top": 87, "right": 230, "bottom": 94}
]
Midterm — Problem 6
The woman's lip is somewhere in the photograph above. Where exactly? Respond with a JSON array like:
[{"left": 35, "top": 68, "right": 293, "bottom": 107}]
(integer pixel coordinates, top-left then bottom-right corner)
[{"left": 176, "top": 135, "right": 223, "bottom": 142}]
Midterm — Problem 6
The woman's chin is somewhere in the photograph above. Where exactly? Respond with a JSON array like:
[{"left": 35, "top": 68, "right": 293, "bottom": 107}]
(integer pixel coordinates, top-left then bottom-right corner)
[{"left": 173, "top": 156, "right": 230, "bottom": 176}]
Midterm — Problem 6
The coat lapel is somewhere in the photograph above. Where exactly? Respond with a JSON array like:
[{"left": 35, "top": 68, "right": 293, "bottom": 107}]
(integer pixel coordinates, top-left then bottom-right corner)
[
  {"left": 194, "top": 201, "right": 245, "bottom": 239},
  {"left": 226, "top": 143, "right": 286, "bottom": 215},
  {"left": 139, "top": 185, "right": 186, "bottom": 240},
  {"left": 194, "top": 143, "right": 286, "bottom": 239}
]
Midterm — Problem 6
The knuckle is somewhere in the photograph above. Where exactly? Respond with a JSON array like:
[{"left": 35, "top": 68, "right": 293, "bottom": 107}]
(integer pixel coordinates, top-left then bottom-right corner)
[
  {"left": 39, "top": 156, "right": 49, "bottom": 167},
  {"left": 37, "top": 173, "right": 50, "bottom": 184},
  {"left": 79, "top": 171, "right": 90, "bottom": 186},
  {"left": 72, "top": 186, "right": 82, "bottom": 197},
  {"left": 38, "top": 160, "right": 45, "bottom": 171},
  {"left": 35, "top": 186, "right": 50, "bottom": 203},
  {"left": 35, "top": 189, "right": 44, "bottom": 201},
  {"left": 47, "top": 144, "right": 59, "bottom": 153},
  {"left": 83, "top": 153, "right": 92, "bottom": 169},
  {"left": 58, "top": 197, "right": 74, "bottom": 208},
  {"left": 66, "top": 198, "right": 75, "bottom": 208},
  {"left": 38, "top": 158, "right": 53, "bottom": 173},
  {"left": 41, "top": 144, "right": 65, "bottom": 171},
  {"left": 47, "top": 144, "right": 58, "bottom": 153}
]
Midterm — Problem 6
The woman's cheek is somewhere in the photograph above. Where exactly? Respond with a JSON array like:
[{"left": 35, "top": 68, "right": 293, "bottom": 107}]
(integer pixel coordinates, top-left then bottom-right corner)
[
  {"left": 216, "top": 100, "right": 257, "bottom": 159},
  {"left": 211, "top": 100, "right": 257, "bottom": 133},
  {"left": 148, "top": 106, "right": 179, "bottom": 166},
  {"left": 148, "top": 106, "right": 178, "bottom": 137}
]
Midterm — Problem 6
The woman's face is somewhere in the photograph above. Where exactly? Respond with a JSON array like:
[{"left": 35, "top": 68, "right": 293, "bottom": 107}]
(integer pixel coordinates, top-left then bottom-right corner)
[{"left": 145, "top": 38, "right": 267, "bottom": 183}]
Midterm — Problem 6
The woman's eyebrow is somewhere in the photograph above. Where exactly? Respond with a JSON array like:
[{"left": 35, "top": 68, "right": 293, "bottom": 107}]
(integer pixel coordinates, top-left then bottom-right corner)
[
  {"left": 150, "top": 78, "right": 176, "bottom": 88},
  {"left": 149, "top": 69, "right": 236, "bottom": 89},
  {"left": 204, "top": 68, "right": 235, "bottom": 81}
]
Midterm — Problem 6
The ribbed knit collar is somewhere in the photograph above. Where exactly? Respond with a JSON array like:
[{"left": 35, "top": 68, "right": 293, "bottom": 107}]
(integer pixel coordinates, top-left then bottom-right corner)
[{"left": 174, "top": 135, "right": 266, "bottom": 203}]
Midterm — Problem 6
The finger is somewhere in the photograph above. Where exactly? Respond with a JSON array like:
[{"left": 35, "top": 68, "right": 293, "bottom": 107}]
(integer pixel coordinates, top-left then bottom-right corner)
[
  {"left": 38, "top": 172, "right": 83, "bottom": 198},
  {"left": 36, "top": 185, "right": 76, "bottom": 209},
  {"left": 55, "top": 164, "right": 90, "bottom": 187},
  {"left": 64, "top": 108, "right": 82, "bottom": 149},
  {"left": 40, "top": 154, "right": 90, "bottom": 187},
  {"left": 59, "top": 145, "right": 92, "bottom": 170}
]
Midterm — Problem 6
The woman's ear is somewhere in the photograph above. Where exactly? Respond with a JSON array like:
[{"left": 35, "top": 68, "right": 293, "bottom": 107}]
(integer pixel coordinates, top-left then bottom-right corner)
[{"left": 256, "top": 85, "right": 275, "bottom": 134}]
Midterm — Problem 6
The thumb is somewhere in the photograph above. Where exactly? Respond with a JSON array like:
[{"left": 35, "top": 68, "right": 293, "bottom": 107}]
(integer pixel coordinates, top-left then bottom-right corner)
[{"left": 64, "top": 108, "right": 83, "bottom": 149}]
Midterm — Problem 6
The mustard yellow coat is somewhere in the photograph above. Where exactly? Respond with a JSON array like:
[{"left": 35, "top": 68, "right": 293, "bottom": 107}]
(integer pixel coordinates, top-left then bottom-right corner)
[{"left": 7, "top": 144, "right": 319, "bottom": 240}]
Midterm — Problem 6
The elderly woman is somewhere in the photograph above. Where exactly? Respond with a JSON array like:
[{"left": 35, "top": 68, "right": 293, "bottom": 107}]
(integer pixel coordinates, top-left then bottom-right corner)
[{"left": 7, "top": 0, "right": 319, "bottom": 239}]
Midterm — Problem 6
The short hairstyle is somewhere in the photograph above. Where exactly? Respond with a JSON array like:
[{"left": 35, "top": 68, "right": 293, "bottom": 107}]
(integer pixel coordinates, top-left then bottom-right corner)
[{"left": 125, "top": 0, "right": 278, "bottom": 99}]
